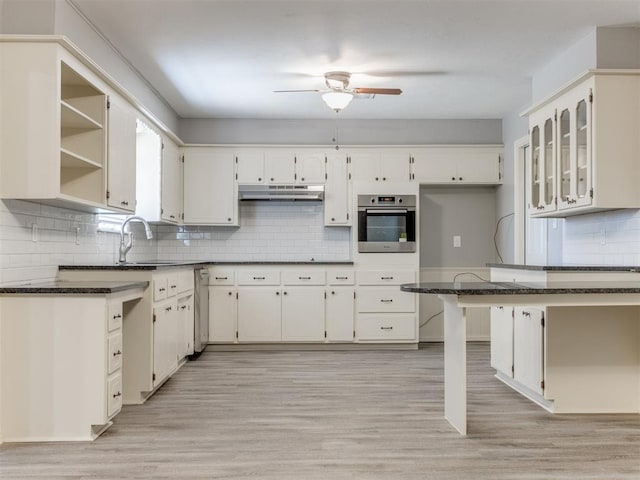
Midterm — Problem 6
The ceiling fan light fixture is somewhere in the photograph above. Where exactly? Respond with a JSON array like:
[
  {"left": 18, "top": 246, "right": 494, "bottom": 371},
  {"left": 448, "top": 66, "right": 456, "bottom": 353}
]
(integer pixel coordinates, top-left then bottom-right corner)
[{"left": 322, "top": 91, "right": 353, "bottom": 112}]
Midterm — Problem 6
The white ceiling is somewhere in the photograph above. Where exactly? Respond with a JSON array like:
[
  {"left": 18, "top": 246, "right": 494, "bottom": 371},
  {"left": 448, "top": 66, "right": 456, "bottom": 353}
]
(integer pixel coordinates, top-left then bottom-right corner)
[{"left": 71, "top": 0, "right": 640, "bottom": 120}]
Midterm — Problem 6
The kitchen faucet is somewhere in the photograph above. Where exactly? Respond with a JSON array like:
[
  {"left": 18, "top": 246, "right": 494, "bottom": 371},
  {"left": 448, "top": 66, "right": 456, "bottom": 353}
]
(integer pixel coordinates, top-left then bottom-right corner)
[{"left": 118, "top": 216, "right": 153, "bottom": 264}]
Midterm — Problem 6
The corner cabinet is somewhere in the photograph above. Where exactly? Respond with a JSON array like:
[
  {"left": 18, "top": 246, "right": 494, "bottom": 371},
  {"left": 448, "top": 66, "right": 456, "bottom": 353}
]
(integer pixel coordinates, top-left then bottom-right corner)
[
  {"left": 526, "top": 70, "right": 640, "bottom": 217},
  {"left": 0, "top": 39, "right": 138, "bottom": 213},
  {"left": 182, "top": 147, "right": 238, "bottom": 225}
]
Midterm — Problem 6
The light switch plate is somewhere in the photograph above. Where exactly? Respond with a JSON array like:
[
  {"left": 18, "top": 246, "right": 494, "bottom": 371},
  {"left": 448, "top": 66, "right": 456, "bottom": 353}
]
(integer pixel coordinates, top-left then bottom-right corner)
[{"left": 453, "top": 235, "right": 461, "bottom": 248}]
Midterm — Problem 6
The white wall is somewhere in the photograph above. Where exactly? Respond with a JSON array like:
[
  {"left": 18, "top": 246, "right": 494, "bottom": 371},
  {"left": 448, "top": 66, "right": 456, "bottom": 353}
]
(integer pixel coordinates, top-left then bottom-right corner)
[{"left": 179, "top": 118, "right": 502, "bottom": 145}]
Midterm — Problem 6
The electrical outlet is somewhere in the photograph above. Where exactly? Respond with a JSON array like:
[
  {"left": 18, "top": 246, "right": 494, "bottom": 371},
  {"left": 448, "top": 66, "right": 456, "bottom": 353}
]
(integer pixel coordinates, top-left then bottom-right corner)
[
  {"left": 75, "top": 227, "right": 81, "bottom": 245},
  {"left": 600, "top": 227, "right": 606, "bottom": 245},
  {"left": 453, "top": 235, "right": 461, "bottom": 248},
  {"left": 31, "top": 223, "right": 38, "bottom": 242}
]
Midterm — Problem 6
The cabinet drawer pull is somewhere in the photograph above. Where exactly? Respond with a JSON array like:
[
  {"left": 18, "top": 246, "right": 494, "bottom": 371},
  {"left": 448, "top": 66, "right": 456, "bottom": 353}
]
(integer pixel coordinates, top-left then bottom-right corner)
[
  {"left": 170, "top": 284, "right": 177, "bottom": 289},
  {"left": 298, "top": 276, "right": 311, "bottom": 280},
  {"left": 215, "top": 276, "right": 228, "bottom": 280},
  {"left": 380, "top": 299, "right": 393, "bottom": 303},
  {"left": 159, "top": 287, "right": 166, "bottom": 292},
  {"left": 113, "top": 350, "right": 122, "bottom": 357},
  {"left": 335, "top": 276, "right": 349, "bottom": 280},
  {"left": 380, "top": 326, "right": 393, "bottom": 331},
  {"left": 253, "top": 276, "right": 265, "bottom": 280},
  {"left": 112, "top": 313, "right": 122, "bottom": 319},
  {"left": 170, "top": 215, "right": 176, "bottom": 219},
  {"left": 522, "top": 311, "right": 531, "bottom": 317},
  {"left": 121, "top": 200, "right": 129, "bottom": 206},
  {"left": 180, "top": 305, "right": 187, "bottom": 310},
  {"left": 165, "top": 306, "right": 172, "bottom": 312},
  {"left": 380, "top": 276, "right": 394, "bottom": 280},
  {"left": 112, "top": 391, "right": 122, "bottom": 399}
]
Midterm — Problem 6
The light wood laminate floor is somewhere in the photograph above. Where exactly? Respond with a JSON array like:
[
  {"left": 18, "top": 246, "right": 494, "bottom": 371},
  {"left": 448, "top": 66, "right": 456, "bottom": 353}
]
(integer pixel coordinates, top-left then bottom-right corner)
[{"left": 1, "top": 343, "right": 639, "bottom": 479}]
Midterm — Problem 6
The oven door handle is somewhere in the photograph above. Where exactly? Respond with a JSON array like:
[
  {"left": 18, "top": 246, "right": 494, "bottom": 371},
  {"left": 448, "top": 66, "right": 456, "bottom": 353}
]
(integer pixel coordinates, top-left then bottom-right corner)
[{"left": 364, "top": 209, "right": 408, "bottom": 214}]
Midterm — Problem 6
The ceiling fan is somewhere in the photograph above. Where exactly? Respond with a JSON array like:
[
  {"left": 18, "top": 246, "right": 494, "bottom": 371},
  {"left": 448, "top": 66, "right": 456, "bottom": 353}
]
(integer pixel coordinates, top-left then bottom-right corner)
[{"left": 274, "top": 71, "right": 402, "bottom": 112}]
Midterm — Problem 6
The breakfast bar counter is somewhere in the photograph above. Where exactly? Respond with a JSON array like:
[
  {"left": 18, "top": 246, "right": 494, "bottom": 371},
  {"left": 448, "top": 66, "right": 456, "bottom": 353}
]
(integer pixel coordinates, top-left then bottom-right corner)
[{"left": 401, "top": 280, "right": 640, "bottom": 435}]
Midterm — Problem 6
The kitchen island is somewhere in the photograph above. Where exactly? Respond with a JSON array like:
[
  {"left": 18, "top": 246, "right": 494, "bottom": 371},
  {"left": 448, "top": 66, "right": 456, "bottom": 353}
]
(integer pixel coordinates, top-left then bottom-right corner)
[{"left": 401, "top": 279, "right": 640, "bottom": 435}]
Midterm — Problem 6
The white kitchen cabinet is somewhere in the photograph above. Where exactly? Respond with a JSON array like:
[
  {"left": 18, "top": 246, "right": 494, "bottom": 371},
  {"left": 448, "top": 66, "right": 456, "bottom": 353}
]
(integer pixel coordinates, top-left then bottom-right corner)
[
  {"left": 265, "top": 149, "right": 296, "bottom": 184},
  {"left": 355, "top": 269, "right": 418, "bottom": 343},
  {"left": 411, "top": 146, "right": 502, "bottom": 185},
  {"left": 58, "top": 267, "right": 194, "bottom": 405},
  {"left": 513, "top": 307, "right": 545, "bottom": 396},
  {"left": 0, "top": 42, "right": 110, "bottom": 211},
  {"left": 153, "top": 298, "right": 179, "bottom": 388},
  {"left": 135, "top": 123, "right": 182, "bottom": 224},
  {"left": 526, "top": 71, "right": 640, "bottom": 217},
  {"left": 177, "top": 294, "right": 194, "bottom": 358},
  {"left": 324, "top": 153, "right": 351, "bottom": 226},
  {"left": 161, "top": 134, "right": 182, "bottom": 223},
  {"left": 490, "top": 306, "right": 514, "bottom": 377},
  {"left": 281, "top": 287, "right": 325, "bottom": 341},
  {"left": 296, "top": 150, "right": 326, "bottom": 184},
  {"left": 183, "top": 147, "right": 238, "bottom": 225},
  {"left": 237, "top": 287, "right": 282, "bottom": 341},
  {"left": 209, "top": 287, "right": 238, "bottom": 343},
  {"left": 106, "top": 95, "right": 137, "bottom": 212},
  {"left": 348, "top": 150, "right": 411, "bottom": 183},
  {"left": 325, "top": 287, "right": 355, "bottom": 342},
  {"left": 0, "top": 288, "right": 143, "bottom": 442},
  {"left": 236, "top": 148, "right": 265, "bottom": 184},
  {"left": 528, "top": 106, "right": 557, "bottom": 214}
]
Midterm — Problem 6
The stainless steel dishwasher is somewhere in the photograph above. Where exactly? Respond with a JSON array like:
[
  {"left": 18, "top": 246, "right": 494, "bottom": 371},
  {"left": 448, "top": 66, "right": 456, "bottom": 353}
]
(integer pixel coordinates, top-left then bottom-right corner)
[{"left": 192, "top": 267, "right": 210, "bottom": 356}]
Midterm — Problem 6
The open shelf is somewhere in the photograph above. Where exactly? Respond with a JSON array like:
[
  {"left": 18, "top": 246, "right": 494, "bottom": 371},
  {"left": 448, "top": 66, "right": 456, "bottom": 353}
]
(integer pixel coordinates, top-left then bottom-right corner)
[
  {"left": 60, "top": 148, "right": 103, "bottom": 169},
  {"left": 61, "top": 101, "right": 103, "bottom": 130}
]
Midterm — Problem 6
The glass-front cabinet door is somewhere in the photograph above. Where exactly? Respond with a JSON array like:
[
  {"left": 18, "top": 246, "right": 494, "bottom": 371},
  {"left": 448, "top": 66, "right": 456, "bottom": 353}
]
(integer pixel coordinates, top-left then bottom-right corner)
[
  {"left": 528, "top": 106, "right": 557, "bottom": 215},
  {"left": 557, "top": 88, "right": 592, "bottom": 211}
]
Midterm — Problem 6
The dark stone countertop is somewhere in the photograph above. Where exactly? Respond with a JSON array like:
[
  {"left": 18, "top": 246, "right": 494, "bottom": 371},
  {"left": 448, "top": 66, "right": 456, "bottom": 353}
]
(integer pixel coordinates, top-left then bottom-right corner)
[
  {"left": 400, "top": 281, "right": 640, "bottom": 295},
  {"left": 59, "top": 260, "right": 354, "bottom": 270},
  {"left": 0, "top": 280, "right": 149, "bottom": 295},
  {"left": 487, "top": 263, "right": 640, "bottom": 272}
]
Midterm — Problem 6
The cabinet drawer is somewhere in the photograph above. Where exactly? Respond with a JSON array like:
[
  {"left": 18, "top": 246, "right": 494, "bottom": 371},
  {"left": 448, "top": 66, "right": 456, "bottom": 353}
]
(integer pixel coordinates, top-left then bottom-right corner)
[
  {"left": 357, "top": 270, "right": 416, "bottom": 285},
  {"left": 238, "top": 271, "right": 280, "bottom": 285},
  {"left": 108, "top": 332, "right": 123, "bottom": 374},
  {"left": 357, "top": 288, "right": 415, "bottom": 313},
  {"left": 153, "top": 276, "right": 168, "bottom": 301},
  {"left": 209, "top": 269, "right": 235, "bottom": 285},
  {"left": 327, "top": 270, "right": 354, "bottom": 285},
  {"left": 107, "top": 373, "right": 123, "bottom": 417},
  {"left": 107, "top": 302, "right": 123, "bottom": 331},
  {"left": 357, "top": 315, "right": 417, "bottom": 341},
  {"left": 177, "top": 269, "right": 194, "bottom": 293},
  {"left": 167, "top": 274, "right": 179, "bottom": 298},
  {"left": 282, "top": 270, "right": 326, "bottom": 285}
]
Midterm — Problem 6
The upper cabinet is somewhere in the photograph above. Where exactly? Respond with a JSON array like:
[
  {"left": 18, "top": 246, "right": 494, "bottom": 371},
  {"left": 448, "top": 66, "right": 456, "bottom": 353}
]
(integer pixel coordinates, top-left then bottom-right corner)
[
  {"left": 525, "top": 71, "right": 640, "bottom": 217},
  {"left": 135, "top": 122, "right": 182, "bottom": 224},
  {"left": 0, "top": 42, "right": 111, "bottom": 211},
  {"left": 412, "top": 146, "right": 502, "bottom": 185},
  {"left": 107, "top": 95, "right": 137, "bottom": 213},
  {"left": 236, "top": 148, "right": 325, "bottom": 185},
  {"left": 183, "top": 147, "right": 238, "bottom": 225},
  {"left": 324, "top": 152, "right": 351, "bottom": 226},
  {"left": 348, "top": 149, "right": 412, "bottom": 183}
]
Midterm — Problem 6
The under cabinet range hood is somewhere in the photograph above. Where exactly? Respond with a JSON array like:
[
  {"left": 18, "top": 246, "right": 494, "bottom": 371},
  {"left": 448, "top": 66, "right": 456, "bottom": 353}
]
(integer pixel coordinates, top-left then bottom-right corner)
[{"left": 238, "top": 184, "right": 324, "bottom": 201}]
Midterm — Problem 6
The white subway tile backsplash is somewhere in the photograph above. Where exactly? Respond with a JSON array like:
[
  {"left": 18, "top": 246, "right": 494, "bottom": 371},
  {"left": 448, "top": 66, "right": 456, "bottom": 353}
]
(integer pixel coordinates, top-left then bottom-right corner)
[{"left": 0, "top": 200, "right": 351, "bottom": 284}]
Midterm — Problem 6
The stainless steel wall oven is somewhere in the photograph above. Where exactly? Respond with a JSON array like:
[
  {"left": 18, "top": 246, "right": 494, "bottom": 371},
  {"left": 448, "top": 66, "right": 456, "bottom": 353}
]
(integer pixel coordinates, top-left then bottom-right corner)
[{"left": 357, "top": 194, "right": 416, "bottom": 253}]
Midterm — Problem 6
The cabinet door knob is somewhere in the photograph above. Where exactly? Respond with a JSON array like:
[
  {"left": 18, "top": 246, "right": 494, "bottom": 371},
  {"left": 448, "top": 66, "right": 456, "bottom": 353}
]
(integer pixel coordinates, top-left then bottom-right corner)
[
  {"left": 258, "top": 177, "right": 262, "bottom": 181},
  {"left": 375, "top": 177, "right": 379, "bottom": 181},
  {"left": 452, "top": 177, "right": 456, "bottom": 181},
  {"left": 283, "top": 291, "right": 288, "bottom": 295},
  {"left": 301, "top": 177, "right": 305, "bottom": 181},
  {"left": 331, "top": 217, "right": 335, "bottom": 221},
  {"left": 227, "top": 218, "right": 232, "bottom": 222},
  {"left": 382, "top": 177, "right": 386, "bottom": 181},
  {"left": 459, "top": 177, "right": 463, "bottom": 181},
  {"left": 228, "top": 291, "right": 233, "bottom": 296},
  {"left": 270, "top": 177, "right": 274, "bottom": 181},
  {"left": 276, "top": 291, "right": 280, "bottom": 295}
]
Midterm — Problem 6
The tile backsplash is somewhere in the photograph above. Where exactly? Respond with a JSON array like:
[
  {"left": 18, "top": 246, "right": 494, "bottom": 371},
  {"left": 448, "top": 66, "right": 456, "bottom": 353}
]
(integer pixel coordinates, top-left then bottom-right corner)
[
  {"left": 0, "top": 200, "right": 351, "bottom": 285},
  {"left": 156, "top": 202, "right": 351, "bottom": 262},
  {"left": 562, "top": 209, "right": 640, "bottom": 265}
]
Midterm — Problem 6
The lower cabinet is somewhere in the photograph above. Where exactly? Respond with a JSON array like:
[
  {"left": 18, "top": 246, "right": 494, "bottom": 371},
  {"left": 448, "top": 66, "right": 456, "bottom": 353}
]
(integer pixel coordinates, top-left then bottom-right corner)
[
  {"left": 208, "top": 267, "right": 418, "bottom": 345},
  {"left": 325, "top": 287, "right": 355, "bottom": 342},
  {"left": 281, "top": 287, "right": 325, "bottom": 341},
  {"left": 153, "top": 298, "right": 178, "bottom": 388},
  {"left": 209, "top": 287, "right": 238, "bottom": 342},
  {"left": 237, "top": 287, "right": 282, "bottom": 341},
  {"left": 490, "top": 305, "right": 545, "bottom": 396}
]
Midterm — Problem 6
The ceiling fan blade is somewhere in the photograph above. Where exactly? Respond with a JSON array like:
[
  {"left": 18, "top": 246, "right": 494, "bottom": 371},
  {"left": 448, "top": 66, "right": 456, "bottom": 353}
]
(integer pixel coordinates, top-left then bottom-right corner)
[
  {"left": 273, "top": 89, "right": 322, "bottom": 93},
  {"left": 352, "top": 87, "right": 402, "bottom": 95}
]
